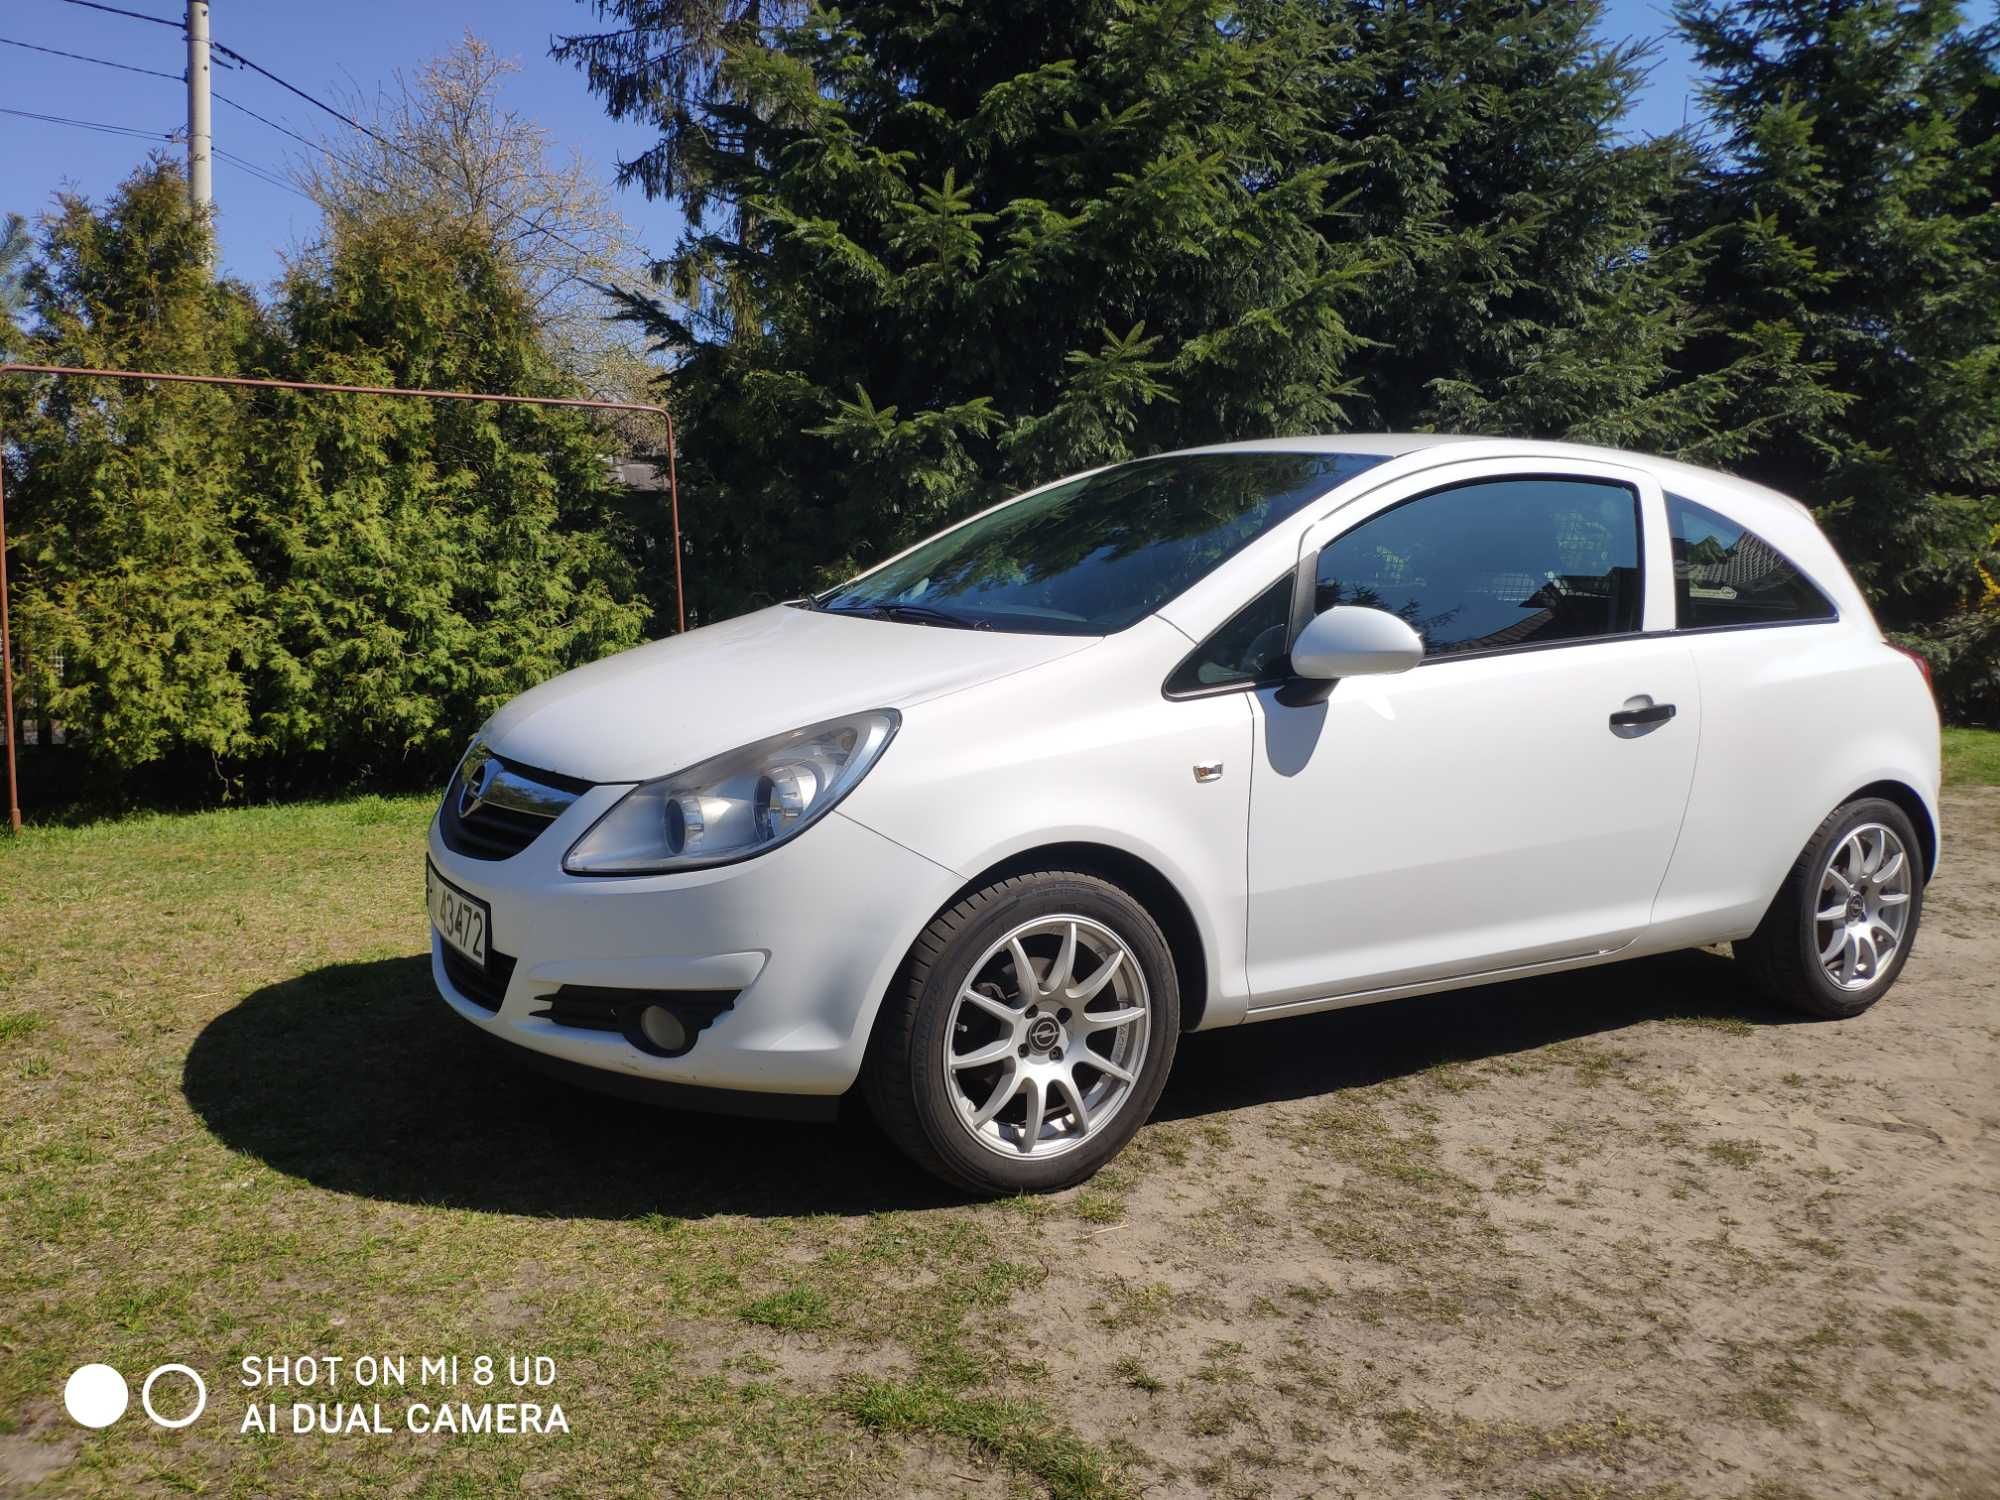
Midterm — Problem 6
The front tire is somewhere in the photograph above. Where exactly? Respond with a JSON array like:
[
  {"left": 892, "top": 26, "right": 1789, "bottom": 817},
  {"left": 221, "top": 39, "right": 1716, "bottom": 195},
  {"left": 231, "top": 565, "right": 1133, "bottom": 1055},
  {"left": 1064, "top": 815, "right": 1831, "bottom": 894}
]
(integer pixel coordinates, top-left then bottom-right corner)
[
  {"left": 864, "top": 870, "right": 1180, "bottom": 1195},
  {"left": 1737, "top": 797, "right": 1925, "bottom": 1019}
]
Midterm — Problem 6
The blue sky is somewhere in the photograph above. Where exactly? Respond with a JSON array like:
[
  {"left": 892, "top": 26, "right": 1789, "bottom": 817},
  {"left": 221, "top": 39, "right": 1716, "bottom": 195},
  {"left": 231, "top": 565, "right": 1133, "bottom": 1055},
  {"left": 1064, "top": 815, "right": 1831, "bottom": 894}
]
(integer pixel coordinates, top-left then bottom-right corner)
[{"left": 0, "top": 1, "right": 1967, "bottom": 291}]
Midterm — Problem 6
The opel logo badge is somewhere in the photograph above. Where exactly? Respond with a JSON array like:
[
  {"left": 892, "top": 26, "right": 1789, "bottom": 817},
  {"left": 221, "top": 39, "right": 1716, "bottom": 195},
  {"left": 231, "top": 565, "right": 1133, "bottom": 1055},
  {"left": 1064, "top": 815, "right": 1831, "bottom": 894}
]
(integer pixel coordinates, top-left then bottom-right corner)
[
  {"left": 1027, "top": 1015, "right": 1061, "bottom": 1052},
  {"left": 459, "top": 749, "right": 498, "bottom": 818}
]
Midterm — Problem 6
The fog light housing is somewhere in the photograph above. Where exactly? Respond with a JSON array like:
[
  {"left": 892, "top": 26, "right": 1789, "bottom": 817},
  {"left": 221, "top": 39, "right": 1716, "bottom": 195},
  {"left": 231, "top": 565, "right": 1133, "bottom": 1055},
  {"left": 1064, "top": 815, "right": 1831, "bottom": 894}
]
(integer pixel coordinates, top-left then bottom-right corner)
[
  {"left": 632, "top": 1003, "right": 688, "bottom": 1056},
  {"left": 530, "top": 985, "right": 737, "bottom": 1058}
]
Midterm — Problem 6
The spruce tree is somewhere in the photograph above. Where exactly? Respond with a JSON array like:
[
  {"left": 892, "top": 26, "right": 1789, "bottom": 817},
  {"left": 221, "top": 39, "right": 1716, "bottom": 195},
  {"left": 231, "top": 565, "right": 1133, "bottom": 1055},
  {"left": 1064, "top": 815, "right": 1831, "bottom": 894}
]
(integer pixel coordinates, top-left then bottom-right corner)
[
  {"left": 561, "top": 2, "right": 1852, "bottom": 621},
  {"left": 1672, "top": 0, "right": 2000, "bottom": 718},
  {"left": 1334, "top": 1, "right": 1832, "bottom": 464},
  {"left": 560, "top": 1, "right": 1378, "bottom": 618}
]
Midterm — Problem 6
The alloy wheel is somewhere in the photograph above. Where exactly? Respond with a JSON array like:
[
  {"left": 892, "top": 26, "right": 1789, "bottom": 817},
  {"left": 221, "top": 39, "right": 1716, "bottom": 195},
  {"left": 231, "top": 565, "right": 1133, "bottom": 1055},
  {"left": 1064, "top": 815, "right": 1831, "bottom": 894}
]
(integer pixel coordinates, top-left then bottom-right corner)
[
  {"left": 941, "top": 914, "right": 1151, "bottom": 1159},
  {"left": 1814, "top": 822, "right": 1912, "bottom": 992}
]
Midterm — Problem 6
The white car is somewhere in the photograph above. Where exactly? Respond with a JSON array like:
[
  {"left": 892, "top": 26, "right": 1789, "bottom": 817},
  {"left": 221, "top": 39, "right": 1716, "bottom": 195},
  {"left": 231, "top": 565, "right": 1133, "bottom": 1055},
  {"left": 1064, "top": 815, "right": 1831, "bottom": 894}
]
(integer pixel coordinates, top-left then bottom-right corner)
[{"left": 427, "top": 435, "right": 1941, "bottom": 1193}]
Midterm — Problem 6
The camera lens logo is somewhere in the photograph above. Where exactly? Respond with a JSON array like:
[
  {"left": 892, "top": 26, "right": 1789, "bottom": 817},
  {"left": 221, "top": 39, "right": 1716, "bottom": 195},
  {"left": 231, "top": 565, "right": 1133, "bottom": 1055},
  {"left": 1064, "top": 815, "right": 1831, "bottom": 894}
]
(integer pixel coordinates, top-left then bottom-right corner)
[
  {"left": 63, "top": 1363, "right": 206, "bottom": 1429},
  {"left": 62, "top": 1365, "right": 127, "bottom": 1429}
]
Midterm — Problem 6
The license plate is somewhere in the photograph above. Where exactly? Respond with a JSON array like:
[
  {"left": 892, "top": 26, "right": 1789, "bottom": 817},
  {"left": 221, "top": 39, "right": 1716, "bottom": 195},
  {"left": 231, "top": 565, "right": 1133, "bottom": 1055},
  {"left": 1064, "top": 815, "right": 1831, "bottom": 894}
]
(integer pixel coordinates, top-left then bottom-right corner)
[{"left": 426, "top": 861, "right": 490, "bottom": 967}]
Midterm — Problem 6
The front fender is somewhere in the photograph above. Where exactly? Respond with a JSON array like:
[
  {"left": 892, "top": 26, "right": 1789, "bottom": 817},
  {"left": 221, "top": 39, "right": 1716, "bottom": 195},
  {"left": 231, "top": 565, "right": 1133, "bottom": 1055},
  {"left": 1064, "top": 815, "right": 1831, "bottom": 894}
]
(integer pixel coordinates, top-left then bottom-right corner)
[{"left": 841, "top": 622, "right": 1257, "bottom": 1029}]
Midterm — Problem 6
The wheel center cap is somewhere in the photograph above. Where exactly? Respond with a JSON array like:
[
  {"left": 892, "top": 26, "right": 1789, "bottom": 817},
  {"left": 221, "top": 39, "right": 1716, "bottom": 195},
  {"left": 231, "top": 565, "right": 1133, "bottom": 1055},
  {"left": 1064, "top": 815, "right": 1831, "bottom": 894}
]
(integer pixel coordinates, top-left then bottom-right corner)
[{"left": 1026, "top": 1016, "right": 1061, "bottom": 1052}]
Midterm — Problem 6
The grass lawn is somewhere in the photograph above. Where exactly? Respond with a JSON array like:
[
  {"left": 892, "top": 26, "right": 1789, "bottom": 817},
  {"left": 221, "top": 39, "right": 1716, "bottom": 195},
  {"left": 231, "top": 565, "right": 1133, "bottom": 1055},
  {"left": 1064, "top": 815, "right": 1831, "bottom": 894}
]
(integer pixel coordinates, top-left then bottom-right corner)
[
  {"left": 0, "top": 796, "right": 1132, "bottom": 1498},
  {"left": 1943, "top": 725, "right": 2000, "bottom": 785}
]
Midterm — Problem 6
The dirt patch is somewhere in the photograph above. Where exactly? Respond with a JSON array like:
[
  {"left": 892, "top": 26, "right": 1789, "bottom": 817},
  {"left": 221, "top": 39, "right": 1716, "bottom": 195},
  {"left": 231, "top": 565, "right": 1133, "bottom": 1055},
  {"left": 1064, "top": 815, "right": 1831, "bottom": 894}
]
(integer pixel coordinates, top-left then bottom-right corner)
[
  {"left": 963, "top": 785, "right": 2000, "bottom": 1497},
  {"left": 0, "top": 1422, "right": 77, "bottom": 1496}
]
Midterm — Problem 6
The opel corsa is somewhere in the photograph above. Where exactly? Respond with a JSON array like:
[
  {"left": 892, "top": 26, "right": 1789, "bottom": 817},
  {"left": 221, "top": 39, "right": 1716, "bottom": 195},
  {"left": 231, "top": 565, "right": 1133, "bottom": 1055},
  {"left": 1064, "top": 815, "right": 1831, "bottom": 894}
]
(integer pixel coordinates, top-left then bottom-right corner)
[{"left": 428, "top": 436, "right": 1941, "bottom": 1193}]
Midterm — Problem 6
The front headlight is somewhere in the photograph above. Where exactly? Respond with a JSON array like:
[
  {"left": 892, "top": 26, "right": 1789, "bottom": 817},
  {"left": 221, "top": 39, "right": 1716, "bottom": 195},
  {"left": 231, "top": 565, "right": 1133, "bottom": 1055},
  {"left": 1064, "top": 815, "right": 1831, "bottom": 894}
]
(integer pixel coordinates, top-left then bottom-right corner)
[{"left": 562, "top": 709, "right": 901, "bottom": 875}]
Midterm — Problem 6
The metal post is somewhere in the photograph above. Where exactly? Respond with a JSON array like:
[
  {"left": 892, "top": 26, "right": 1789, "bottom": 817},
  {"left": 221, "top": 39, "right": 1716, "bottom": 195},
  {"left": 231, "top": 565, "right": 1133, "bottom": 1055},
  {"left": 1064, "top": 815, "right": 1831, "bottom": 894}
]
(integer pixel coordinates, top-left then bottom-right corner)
[
  {"left": 666, "top": 424, "right": 684, "bottom": 638},
  {"left": 0, "top": 362, "right": 683, "bottom": 834},
  {"left": 0, "top": 454, "right": 20, "bottom": 833},
  {"left": 185, "top": 1, "right": 214, "bottom": 250}
]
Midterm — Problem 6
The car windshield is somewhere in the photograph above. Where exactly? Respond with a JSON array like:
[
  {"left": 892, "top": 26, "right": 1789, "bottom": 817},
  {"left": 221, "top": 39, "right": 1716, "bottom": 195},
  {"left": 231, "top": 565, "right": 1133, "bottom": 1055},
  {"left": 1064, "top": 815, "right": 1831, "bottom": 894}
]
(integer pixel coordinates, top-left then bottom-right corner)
[{"left": 810, "top": 451, "right": 1387, "bottom": 635}]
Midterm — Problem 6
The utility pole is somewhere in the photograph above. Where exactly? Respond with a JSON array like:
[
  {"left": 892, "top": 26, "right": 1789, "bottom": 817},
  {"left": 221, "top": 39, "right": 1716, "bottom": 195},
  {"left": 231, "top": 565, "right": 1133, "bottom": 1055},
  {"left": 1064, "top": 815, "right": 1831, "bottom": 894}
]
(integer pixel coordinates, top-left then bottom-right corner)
[{"left": 185, "top": 1, "right": 213, "bottom": 264}]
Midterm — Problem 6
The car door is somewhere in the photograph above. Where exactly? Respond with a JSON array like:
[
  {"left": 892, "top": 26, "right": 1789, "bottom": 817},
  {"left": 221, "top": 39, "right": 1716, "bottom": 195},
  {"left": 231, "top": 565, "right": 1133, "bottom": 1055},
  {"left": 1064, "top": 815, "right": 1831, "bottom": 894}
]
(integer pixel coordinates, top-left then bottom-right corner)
[{"left": 1243, "top": 458, "right": 1700, "bottom": 1011}]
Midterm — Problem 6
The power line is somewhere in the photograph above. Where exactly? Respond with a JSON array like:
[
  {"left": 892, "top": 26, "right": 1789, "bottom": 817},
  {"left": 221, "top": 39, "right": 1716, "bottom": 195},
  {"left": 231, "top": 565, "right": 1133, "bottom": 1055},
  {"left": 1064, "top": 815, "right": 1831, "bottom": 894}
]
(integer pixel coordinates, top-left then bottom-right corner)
[
  {"left": 213, "top": 147, "right": 313, "bottom": 201},
  {"left": 16, "top": 14, "right": 312, "bottom": 208},
  {"left": 204, "top": 38, "right": 654, "bottom": 296},
  {"left": 55, "top": 0, "right": 182, "bottom": 28},
  {"left": 212, "top": 89, "right": 317, "bottom": 152},
  {"left": 27, "top": 10, "right": 653, "bottom": 299},
  {"left": 0, "top": 105, "right": 169, "bottom": 143},
  {"left": 208, "top": 39, "right": 391, "bottom": 149},
  {"left": 0, "top": 33, "right": 183, "bottom": 81}
]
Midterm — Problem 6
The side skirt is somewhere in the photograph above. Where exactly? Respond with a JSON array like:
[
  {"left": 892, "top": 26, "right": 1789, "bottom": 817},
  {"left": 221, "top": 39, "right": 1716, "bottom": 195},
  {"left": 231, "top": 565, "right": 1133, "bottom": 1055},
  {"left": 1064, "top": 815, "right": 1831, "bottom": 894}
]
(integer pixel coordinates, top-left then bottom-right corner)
[{"left": 1240, "top": 939, "right": 1653, "bottom": 1024}]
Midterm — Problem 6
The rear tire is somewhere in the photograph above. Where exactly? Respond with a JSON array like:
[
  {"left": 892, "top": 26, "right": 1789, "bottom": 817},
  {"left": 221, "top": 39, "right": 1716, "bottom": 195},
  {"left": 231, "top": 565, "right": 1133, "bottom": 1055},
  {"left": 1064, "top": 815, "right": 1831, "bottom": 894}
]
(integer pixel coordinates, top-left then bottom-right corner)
[
  {"left": 864, "top": 869, "right": 1179, "bottom": 1195},
  {"left": 1737, "top": 797, "right": 1924, "bottom": 1019}
]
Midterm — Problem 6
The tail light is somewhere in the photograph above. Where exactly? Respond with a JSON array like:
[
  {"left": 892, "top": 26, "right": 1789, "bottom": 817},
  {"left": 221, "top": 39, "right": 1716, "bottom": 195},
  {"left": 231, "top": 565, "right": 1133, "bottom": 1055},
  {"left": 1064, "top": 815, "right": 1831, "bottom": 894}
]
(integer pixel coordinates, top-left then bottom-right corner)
[{"left": 1890, "top": 642, "right": 1933, "bottom": 692}]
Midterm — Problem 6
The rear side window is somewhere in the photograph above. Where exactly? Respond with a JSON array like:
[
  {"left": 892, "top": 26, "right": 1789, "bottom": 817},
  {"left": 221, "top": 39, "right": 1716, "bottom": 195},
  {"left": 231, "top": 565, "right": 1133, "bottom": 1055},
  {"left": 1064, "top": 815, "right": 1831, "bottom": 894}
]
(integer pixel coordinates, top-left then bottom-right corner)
[
  {"left": 1314, "top": 477, "right": 1643, "bottom": 658},
  {"left": 1667, "top": 493, "right": 1835, "bottom": 630}
]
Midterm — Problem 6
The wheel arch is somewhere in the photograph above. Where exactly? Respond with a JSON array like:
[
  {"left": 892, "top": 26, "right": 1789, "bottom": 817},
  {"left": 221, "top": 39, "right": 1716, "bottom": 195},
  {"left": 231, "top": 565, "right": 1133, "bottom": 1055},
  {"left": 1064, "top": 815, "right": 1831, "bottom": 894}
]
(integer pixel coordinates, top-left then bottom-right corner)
[
  {"left": 1750, "top": 776, "right": 1941, "bottom": 935},
  {"left": 893, "top": 841, "right": 1214, "bottom": 1034},
  {"left": 1847, "top": 778, "right": 1939, "bottom": 881}
]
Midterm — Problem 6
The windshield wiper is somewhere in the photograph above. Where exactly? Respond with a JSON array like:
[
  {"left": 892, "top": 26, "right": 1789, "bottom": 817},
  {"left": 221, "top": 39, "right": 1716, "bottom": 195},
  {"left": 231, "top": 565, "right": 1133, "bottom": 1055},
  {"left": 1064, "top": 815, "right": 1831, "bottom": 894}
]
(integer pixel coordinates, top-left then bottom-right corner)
[{"left": 826, "top": 602, "right": 989, "bottom": 630}]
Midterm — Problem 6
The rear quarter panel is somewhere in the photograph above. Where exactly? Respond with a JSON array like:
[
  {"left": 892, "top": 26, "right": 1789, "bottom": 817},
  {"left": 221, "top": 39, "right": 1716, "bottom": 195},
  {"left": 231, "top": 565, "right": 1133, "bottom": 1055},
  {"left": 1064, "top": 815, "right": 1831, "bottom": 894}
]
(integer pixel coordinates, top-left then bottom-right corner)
[{"left": 1650, "top": 624, "right": 1941, "bottom": 944}]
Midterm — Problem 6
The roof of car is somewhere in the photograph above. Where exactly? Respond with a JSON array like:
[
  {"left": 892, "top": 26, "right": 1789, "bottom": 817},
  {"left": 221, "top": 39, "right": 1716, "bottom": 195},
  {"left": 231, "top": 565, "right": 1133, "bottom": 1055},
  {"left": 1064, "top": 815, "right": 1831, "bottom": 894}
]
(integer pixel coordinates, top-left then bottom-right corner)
[
  {"left": 1173, "top": 433, "right": 1475, "bottom": 457},
  {"left": 1170, "top": 433, "right": 1813, "bottom": 516}
]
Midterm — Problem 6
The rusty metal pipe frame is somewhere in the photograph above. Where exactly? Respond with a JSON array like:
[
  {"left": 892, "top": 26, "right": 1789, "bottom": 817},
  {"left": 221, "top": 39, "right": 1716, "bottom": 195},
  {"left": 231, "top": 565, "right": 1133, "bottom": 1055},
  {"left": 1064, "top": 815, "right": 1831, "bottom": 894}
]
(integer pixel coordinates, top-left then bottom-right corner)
[{"left": 0, "top": 361, "right": 685, "bottom": 834}]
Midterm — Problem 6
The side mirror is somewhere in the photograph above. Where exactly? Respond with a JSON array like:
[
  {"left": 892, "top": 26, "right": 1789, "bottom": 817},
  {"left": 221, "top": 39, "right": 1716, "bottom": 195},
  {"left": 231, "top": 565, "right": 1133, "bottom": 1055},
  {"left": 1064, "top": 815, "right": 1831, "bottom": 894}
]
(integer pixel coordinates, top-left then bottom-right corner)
[{"left": 1289, "top": 605, "right": 1424, "bottom": 682}]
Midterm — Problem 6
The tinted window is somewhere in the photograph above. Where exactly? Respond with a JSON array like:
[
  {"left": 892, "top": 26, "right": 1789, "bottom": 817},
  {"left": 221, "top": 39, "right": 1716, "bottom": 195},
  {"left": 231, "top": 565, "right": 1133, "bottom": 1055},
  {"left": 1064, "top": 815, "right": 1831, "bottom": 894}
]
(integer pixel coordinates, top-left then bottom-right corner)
[
  {"left": 813, "top": 451, "right": 1386, "bottom": 635},
  {"left": 1668, "top": 493, "right": 1835, "bottom": 629},
  {"left": 1315, "top": 478, "right": 1643, "bottom": 658},
  {"left": 1165, "top": 575, "right": 1293, "bottom": 694}
]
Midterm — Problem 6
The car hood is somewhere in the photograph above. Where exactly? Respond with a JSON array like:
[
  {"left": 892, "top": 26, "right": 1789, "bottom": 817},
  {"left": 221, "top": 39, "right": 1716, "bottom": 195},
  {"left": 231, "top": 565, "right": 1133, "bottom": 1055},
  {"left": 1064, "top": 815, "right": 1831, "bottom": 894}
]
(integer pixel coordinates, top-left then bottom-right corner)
[{"left": 483, "top": 604, "right": 1098, "bottom": 784}]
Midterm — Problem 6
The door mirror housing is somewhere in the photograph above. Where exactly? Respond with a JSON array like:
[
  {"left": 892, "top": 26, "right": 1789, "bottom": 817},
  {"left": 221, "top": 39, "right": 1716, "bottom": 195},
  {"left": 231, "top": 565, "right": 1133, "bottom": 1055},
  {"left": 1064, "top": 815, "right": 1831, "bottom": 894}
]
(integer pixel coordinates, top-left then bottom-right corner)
[{"left": 1290, "top": 606, "right": 1424, "bottom": 681}]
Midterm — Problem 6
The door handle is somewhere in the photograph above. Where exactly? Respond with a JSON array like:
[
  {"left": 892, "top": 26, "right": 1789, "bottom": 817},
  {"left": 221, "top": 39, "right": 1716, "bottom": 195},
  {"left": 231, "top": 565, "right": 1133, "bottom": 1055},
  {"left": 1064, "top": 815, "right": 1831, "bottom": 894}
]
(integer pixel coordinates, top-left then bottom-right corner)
[{"left": 1609, "top": 702, "right": 1676, "bottom": 728}]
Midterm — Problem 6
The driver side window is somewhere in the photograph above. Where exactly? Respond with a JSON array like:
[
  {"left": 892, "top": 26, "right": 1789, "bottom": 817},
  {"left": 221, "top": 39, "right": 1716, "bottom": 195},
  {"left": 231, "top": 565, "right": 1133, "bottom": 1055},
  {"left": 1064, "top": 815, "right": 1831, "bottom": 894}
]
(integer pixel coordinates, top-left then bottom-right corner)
[
  {"left": 1163, "top": 474, "right": 1643, "bottom": 696},
  {"left": 1316, "top": 477, "right": 1643, "bottom": 658}
]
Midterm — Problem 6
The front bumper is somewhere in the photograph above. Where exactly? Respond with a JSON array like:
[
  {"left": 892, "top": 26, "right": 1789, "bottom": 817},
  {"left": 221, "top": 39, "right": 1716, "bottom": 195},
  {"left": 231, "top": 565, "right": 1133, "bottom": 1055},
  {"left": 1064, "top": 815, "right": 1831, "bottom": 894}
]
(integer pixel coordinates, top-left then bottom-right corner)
[{"left": 427, "top": 787, "right": 960, "bottom": 1098}]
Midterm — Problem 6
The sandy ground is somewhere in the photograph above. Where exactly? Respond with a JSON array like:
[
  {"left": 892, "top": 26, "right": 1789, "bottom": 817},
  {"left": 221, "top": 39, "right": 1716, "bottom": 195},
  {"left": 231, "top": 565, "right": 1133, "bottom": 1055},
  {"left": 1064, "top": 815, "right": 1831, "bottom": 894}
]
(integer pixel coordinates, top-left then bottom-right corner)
[{"left": 1000, "top": 783, "right": 2000, "bottom": 1497}]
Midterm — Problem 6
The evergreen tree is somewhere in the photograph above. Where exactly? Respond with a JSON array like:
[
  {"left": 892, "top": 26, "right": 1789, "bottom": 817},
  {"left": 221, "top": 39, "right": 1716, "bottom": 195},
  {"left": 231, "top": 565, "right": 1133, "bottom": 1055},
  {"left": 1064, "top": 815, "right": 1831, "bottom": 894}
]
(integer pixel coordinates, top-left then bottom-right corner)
[
  {"left": 297, "top": 35, "right": 657, "bottom": 409},
  {"left": 1, "top": 161, "right": 268, "bottom": 773},
  {"left": 0, "top": 212, "right": 32, "bottom": 346},
  {"left": 1335, "top": 1, "right": 1831, "bottom": 464},
  {"left": 560, "top": 2, "right": 1848, "bottom": 622},
  {"left": 257, "top": 211, "right": 649, "bottom": 769},
  {"left": 0, "top": 159, "right": 649, "bottom": 787},
  {"left": 1672, "top": 0, "right": 2000, "bottom": 718},
  {"left": 560, "top": 1, "right": 1378, "bottom": 619}
]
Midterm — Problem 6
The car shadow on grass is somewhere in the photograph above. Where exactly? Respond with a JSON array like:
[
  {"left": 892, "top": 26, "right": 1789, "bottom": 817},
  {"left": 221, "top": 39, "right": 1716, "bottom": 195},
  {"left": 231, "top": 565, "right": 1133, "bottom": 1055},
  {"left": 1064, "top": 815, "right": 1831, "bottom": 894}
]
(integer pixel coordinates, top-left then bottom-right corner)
[
  {"left": 185, "top": 947, "right": 1800, "bottom": 1218},
  {"left": 182, "top": 955, "right": 958, "bottom": 1220}
]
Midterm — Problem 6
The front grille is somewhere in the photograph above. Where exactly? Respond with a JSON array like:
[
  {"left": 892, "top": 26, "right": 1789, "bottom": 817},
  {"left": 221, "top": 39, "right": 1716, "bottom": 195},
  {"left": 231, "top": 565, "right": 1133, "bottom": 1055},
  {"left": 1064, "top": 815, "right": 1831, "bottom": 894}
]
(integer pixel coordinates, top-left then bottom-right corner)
[
  {"left": 441, "top": 943, "right": 517, "bottom": 1012},
  {"left": 443, "top": 790, "right": 553, "bottom": 860},
  {"left": 437, "top": 753, "right": 591, "bottom": 862}
]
